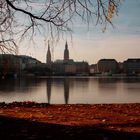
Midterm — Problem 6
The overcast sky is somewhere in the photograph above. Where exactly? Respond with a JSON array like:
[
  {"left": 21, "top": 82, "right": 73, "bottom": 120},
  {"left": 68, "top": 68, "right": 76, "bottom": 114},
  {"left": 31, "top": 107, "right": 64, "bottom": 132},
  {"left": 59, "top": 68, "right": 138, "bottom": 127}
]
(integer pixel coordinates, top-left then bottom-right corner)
[{"left": 19, "top": 0, "right": 140, "bottom": 64}]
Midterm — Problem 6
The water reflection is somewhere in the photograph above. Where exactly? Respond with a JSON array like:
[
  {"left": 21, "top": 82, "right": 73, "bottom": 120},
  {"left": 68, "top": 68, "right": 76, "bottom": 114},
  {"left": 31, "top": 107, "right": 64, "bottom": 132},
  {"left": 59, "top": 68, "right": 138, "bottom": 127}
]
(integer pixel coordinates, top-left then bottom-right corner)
[
  {"left": 0, "top": 77, "right": 140, "bottom": 104},
  {"left": 97, "top": 78, "right": 118, "bottom": 93},
  {"left": 45, "top": 77, "right": 90, "bottom": 104},
  {"left": 0, "top": 78, "right": 41, "bottom": 93},
  {"left": 122, "top": 77, "right": 140, "bottom": 83},
  {"left": 46, "top": 78, "right": 52, "bottom": 104},
  {"left": 64, "top": 78, "right": 69, "bottom": 104},
  {"left": 45, "top": 78, "right": 70, "bottom": 104},
  {"left": 0, "top": 79, "right": 17, "bottom": 92}
]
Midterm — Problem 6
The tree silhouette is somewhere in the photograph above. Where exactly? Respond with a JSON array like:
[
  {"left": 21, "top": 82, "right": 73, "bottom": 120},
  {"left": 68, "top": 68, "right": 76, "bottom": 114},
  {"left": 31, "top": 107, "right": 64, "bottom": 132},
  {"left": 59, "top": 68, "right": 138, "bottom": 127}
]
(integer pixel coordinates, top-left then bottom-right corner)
[{"left": 0, "top": 0, "right": 123, "bottom": 54}]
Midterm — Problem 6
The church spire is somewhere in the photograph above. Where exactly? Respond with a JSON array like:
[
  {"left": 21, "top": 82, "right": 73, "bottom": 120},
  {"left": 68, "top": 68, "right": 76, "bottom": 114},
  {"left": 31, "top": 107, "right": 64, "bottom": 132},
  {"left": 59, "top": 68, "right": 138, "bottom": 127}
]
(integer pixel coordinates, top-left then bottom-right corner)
[
  {"left": 64, "top": 41, "right": 69, "bottom": 61},
  {"left": 65, "top": 41, "right": 68, "bottom": 49},
  {"left": 46, "top": 40, "right": 51, "bottom": 64}
]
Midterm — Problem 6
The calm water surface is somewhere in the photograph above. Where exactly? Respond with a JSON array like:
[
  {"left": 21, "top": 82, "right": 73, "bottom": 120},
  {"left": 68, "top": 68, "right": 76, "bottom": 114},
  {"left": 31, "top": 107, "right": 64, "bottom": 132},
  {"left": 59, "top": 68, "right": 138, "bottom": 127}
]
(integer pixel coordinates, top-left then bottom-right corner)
[{"left": 0, "top": 77, "right": 140, "bottom": 104}]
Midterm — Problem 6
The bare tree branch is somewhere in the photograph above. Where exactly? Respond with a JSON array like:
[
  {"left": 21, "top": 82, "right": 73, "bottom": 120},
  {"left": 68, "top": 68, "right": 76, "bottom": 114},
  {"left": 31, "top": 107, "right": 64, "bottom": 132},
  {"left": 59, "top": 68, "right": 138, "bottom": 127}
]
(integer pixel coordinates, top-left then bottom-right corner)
[{"left": 0, "top": 0, "right": 123, "bottom": 54}]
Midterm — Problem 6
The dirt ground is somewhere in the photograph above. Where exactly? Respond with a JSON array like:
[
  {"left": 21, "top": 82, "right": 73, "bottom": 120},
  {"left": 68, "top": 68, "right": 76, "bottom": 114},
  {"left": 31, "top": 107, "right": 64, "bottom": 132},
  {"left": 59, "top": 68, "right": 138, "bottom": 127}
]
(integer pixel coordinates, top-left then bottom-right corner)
[{"left": 0, "top": 102, "right": 140, "bottom": 140}]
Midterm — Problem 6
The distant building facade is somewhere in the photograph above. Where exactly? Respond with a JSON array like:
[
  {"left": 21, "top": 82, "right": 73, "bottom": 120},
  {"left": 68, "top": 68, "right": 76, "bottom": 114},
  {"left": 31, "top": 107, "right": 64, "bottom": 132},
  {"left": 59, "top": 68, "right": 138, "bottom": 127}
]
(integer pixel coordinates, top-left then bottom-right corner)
[
  {"left": 19, "top": 55, "right": 41, "bottom": 70},
  {"left": 52, "top": 60, "right": 65, "bottom": 75},
  {"left": 97, "top": 59, "right": 119, "bottom": 74},
  {"left": 89, "top": 64, "right": 98, "bottom": 74},
  {"left": 0, "top": 54, "right": 20, "bottom": 77},
  {"left": 75, "top": 61, "right": 89, "bottom": 75},
  {"left": 123, "top": 59, "right": 140, "bottom": 74},
  {"left": 118, "top": 62, "right": 124, "bottom": 73},
  {"left": 48, "top": 41, "right": 89, "bottom": 75},
  {"left": 0, "top": 54, "right": 41, "bottom": 78}
]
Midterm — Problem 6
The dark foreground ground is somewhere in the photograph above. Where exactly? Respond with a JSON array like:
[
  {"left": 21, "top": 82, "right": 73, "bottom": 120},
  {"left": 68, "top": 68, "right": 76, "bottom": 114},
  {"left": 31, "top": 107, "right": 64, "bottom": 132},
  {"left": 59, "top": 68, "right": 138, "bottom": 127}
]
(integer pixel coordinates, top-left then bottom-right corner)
[{"left": 0, "top": 102, "right": 140, "bottom": 140}]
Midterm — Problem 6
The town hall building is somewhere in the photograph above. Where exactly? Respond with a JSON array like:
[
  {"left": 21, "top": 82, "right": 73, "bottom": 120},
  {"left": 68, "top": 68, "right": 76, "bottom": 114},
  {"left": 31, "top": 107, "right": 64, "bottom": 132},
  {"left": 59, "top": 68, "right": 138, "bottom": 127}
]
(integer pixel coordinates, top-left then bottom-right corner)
[{"left": 46, "top": 41, "right": 89, "bottom": 75}]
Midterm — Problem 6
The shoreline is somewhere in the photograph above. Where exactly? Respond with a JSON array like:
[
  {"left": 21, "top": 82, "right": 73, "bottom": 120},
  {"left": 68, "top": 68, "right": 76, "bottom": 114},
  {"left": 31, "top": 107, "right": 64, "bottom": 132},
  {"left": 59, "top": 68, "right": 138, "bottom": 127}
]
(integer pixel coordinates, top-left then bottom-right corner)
[
  {"left": 0, "top": 102, "right": 140, "bottom": 139},
  {"left": 0, "top": 101, "right": 140, "bottom": 107}
]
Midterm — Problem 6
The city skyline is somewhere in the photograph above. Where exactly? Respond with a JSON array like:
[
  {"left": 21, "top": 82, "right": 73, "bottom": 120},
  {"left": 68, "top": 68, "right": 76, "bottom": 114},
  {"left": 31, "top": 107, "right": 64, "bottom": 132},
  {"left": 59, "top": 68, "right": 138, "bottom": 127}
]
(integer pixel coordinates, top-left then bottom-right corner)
[{"left": 19, "top": 0, "right": 140, "bottom": 64}]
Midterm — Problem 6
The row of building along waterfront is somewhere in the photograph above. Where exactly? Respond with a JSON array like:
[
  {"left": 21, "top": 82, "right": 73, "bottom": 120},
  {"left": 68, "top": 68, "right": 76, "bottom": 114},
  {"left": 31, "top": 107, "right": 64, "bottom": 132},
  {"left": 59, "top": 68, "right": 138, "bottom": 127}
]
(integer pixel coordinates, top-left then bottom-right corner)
[
  {"left": 46, "top": 41, "right": 140, "bottom": 76},
  {"left": 0, "top": 42, "right": 140, "bottom": 78},
  {"left": 90, "top": 58, "right": 140, "bottom": 76}
]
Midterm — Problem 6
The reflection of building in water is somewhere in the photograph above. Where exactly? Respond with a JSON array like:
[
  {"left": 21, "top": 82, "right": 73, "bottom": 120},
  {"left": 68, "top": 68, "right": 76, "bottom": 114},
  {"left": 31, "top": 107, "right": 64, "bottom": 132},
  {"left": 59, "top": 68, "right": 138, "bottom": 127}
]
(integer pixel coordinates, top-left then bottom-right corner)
[
  {"left": 97, "top": 78, "right": 118, "bottom": 94},
  {"left": 0, "top": 78, "right": 41, "bottom": 93},
  {"left": 64, "top": 78, "right": 69, "bottom": 104},
  {"left": 98, "top": 78, "right": 118, "bottom": 83},
  {"left": 46, "top": 78, "right": 52, "bottom": 104},
  {"left": 45, "top": 78, "right": 70, "bottom": 104}
]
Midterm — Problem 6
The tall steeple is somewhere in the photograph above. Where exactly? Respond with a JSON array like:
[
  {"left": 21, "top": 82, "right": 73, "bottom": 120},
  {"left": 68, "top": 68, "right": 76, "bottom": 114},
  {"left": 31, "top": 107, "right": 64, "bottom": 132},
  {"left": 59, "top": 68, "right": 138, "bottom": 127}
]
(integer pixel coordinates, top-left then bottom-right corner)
[
  {"left": 64, "top": 41, "right": 69, "bottom": 61},
  {"left": 46, "top": 41, "right": 51, "bottom": 64}
]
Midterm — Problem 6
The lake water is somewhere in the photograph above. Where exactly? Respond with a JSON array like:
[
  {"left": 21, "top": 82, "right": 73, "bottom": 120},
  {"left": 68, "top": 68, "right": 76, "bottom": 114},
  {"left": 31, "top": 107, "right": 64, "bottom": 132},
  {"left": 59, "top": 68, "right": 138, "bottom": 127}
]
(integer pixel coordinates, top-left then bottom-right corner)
[{"left": 0, "top": 77, "right": 140, "bottom": 104}]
